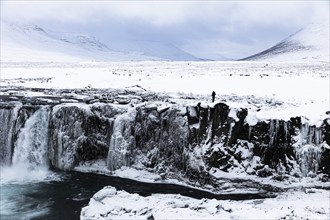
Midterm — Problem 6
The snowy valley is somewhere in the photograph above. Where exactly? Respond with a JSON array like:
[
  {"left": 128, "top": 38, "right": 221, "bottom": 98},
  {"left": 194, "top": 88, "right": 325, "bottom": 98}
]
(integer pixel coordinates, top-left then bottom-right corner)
[{"left": 0, "top": 21, "right": 200, "bottom": 62}]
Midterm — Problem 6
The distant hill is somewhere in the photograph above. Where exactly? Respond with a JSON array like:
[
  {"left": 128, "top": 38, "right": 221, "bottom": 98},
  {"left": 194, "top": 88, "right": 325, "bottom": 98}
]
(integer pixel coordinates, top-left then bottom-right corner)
[
  {"left": 0, "top": 22, "right": 200, "bottom": 62},
  {"left": 241, "top": 22, "right": 329, "bottom": 62}
]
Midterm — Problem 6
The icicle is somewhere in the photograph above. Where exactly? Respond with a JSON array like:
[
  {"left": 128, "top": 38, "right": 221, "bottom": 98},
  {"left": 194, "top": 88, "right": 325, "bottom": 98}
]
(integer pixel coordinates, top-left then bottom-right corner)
[
  {"left": 294, "top": 122, "right": 323, "bottom": 177},
  {"left": 228, "top": 122, "right": 235, "bottom": 142},
  {"left": 269, "top": 120, "right": 279, "bottom": 147},
  {"left": 248, "top": 126, "right": 253, "bottom": 141},
  {"left": 297, "top": 144, "right": 321, "bottom": 177},
  {"left": 283, "top": 122, "right": 289, "bottom": 142},
  {"left": 107, "top": 112, "right": 135, "bottom": 172},
  {"left": 314, "top": 127, "right": 322, "bottom": 145},
  {"left": 205, "top": 105, "right": 212, "bottom": 144}
]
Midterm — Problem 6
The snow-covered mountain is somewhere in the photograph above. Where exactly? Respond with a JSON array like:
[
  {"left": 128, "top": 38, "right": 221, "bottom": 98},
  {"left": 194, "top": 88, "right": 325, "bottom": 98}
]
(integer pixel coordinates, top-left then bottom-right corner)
[
  {"left": 241, "top": 21, "right": 330, "bottom": 62},
  {"left": 108, "top": 41, "right": 200, "bottom": 61},
  {"left": 0, "top": 22, "right": 200, "bottom": 62}
]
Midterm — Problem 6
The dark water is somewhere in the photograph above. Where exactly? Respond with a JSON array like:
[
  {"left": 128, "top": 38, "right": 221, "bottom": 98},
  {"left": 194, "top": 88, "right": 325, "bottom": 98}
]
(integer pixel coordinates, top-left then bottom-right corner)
[{"left": 0, "top": 171, "right": 276, "bottom": 220}]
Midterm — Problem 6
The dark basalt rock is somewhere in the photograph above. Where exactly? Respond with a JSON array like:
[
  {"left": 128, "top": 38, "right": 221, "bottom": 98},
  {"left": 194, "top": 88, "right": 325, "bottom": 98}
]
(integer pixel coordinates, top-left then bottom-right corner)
[
  {"left": 205, "top": 146, "right": 232, "bottom": 171},
  {"left": 188, "top": 103, "right": 247, "bottom": 147},
  {"left": 48, "top": 104, "right": 115, "bottom": 170},
  {"left": 246, "top": 119, "right": 296, "bottom": 173},
  {"left": 320, "top": 119, "right": 330, "bottom": 174},
  {"left": 228, "top": 108, "right": 248, "bottom": 146},
  {"left": 183, "top": 102, "right": 329, "bottom": 179},
  {"left": 256, "top": 166, "right": 274, "bottom": 177},
  {"left": 134, "top": 106, "right": 189, "bottom": 171},
  {"left": 197, "top": 103, "right": 209, "bottom": 144},
  {"left": 323, "top": 118, "right": 330, "bottom": 145},
  {"left": 209, "top": 103, "right": 230, "bottom": 144}
]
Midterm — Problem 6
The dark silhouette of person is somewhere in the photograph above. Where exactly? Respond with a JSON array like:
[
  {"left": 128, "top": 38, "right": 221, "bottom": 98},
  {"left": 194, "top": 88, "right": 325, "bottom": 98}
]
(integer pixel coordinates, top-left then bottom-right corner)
[{"left": 212, "top": 91, "right": 216, "bottom": 102}]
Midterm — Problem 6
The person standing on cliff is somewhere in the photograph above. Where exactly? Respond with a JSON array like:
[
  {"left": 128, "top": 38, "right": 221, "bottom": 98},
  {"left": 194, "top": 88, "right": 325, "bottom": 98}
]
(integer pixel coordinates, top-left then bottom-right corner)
[{"left": 212, "top": 91, "right": 216, "bottom": 102}]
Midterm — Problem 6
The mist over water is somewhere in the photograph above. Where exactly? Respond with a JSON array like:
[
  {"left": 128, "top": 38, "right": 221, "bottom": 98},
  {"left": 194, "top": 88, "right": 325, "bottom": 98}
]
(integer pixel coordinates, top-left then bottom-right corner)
[{"left": 0, "top": 107, "right": 56, "bottom": 185}]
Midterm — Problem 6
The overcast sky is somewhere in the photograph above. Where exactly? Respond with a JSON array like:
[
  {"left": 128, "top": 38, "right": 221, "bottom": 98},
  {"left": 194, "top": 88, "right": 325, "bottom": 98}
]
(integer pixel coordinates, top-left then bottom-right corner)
[{"left": 1, "top": 1, "right": 329, "bottom": 59}]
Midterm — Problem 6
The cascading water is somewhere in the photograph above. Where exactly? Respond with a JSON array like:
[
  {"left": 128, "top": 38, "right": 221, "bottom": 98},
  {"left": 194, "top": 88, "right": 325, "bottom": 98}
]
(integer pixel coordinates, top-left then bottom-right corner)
[
  {"left": 13, "top": 107, "right": 50, "bottom": 167},
  {"left": 1, "top": 107, "right": 52, "bottom": 183},
  {"left": 0, "top": 106, "right": 20, "bottom": 166}
]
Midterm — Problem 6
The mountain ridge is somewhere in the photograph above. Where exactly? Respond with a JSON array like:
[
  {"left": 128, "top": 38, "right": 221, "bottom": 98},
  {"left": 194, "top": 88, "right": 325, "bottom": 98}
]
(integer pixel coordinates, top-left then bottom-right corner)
[
  {"left": 241, "top": 21, "right": 329, "bottom": 62},
  {"left": 1, "top": 22, "right": 200, "bottom": 62}
]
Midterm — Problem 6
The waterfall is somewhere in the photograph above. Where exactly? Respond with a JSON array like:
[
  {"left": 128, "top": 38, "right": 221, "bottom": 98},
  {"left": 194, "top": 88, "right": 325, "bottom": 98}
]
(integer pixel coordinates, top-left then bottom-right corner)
[
  {"left": 294, "top": 123, "right": 323, "bottom": 177},
  {"left": 0, "top": 101, "right": 329, "bottom": 182},
  {"left": 12, "top": 106, "right": 50, "bottom": 167},
  {"left": 107, "top": 112, "right": 135, "bottom": 172},
  {"left": 0, "top": 106, "right": 20, "bottom": 166},
  {"left": 1, "top": 107, "right": 52, "bottom": 183}
]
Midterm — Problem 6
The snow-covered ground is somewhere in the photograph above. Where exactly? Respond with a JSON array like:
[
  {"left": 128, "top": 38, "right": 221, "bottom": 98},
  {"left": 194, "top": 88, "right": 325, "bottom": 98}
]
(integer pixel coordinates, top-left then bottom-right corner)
[
  {"left": 1, "top": 61, "right": 329, "bottom": 124},
  {"left": 81, "top": 186, "right": 330, "bottom": 220}
]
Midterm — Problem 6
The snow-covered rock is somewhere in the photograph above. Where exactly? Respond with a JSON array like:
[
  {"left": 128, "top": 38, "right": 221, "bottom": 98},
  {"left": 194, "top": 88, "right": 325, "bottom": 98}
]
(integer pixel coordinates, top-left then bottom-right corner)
[
  {"left": 48, "top": 103, "right": 125, "bottom": 170},
  {"left": 81, "top": 186, "right": 330, "bottom": 220}
]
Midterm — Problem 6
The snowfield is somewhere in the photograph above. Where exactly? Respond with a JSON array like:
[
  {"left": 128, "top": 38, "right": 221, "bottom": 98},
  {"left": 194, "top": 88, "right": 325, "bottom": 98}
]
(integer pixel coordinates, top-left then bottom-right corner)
[{"left": 1, "top": 61, "right": 329, "bottom": 124}]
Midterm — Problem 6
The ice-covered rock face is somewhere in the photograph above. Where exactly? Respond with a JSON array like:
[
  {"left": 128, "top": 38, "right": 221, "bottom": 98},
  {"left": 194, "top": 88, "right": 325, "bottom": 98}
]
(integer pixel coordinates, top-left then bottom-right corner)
[
  {"left": 48, "top": 104, "right": 123, "bottom": 170},
  {"left": 0, "top": 101, "right": 329, "bottom": 183},
  {"left": 134, "top": 106, "right": 189, "bottom": 170},
  {"left": 107, "top": 111, "right": 136, "bottom": 171},
  {"left": 107, "top": 105, "right": 190, "bottom": 173}
]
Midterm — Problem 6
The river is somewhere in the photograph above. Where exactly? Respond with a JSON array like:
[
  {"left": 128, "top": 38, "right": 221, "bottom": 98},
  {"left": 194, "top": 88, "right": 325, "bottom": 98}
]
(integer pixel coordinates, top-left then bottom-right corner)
[{"left": 0, "top": 171, "right": 277, "bottom": 220}]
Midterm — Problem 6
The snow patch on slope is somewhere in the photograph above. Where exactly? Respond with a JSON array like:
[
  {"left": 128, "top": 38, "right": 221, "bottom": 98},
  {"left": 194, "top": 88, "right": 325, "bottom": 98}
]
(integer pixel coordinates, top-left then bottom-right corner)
[{"left": 242, "top": 21, "right": 330, "bottom": 62}]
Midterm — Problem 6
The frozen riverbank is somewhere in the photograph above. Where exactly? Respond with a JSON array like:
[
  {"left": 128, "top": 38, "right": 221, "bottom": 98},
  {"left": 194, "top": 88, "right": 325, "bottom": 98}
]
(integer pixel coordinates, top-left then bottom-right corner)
[{"left": 81, "top": 186, "right": 330, "bottom": 220}]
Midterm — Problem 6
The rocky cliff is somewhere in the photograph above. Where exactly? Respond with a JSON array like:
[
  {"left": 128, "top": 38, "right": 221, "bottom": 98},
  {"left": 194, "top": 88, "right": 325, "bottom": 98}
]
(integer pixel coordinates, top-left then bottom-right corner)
[{"left": 1, "top": 98, "right": 329, "bottom": 185}]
